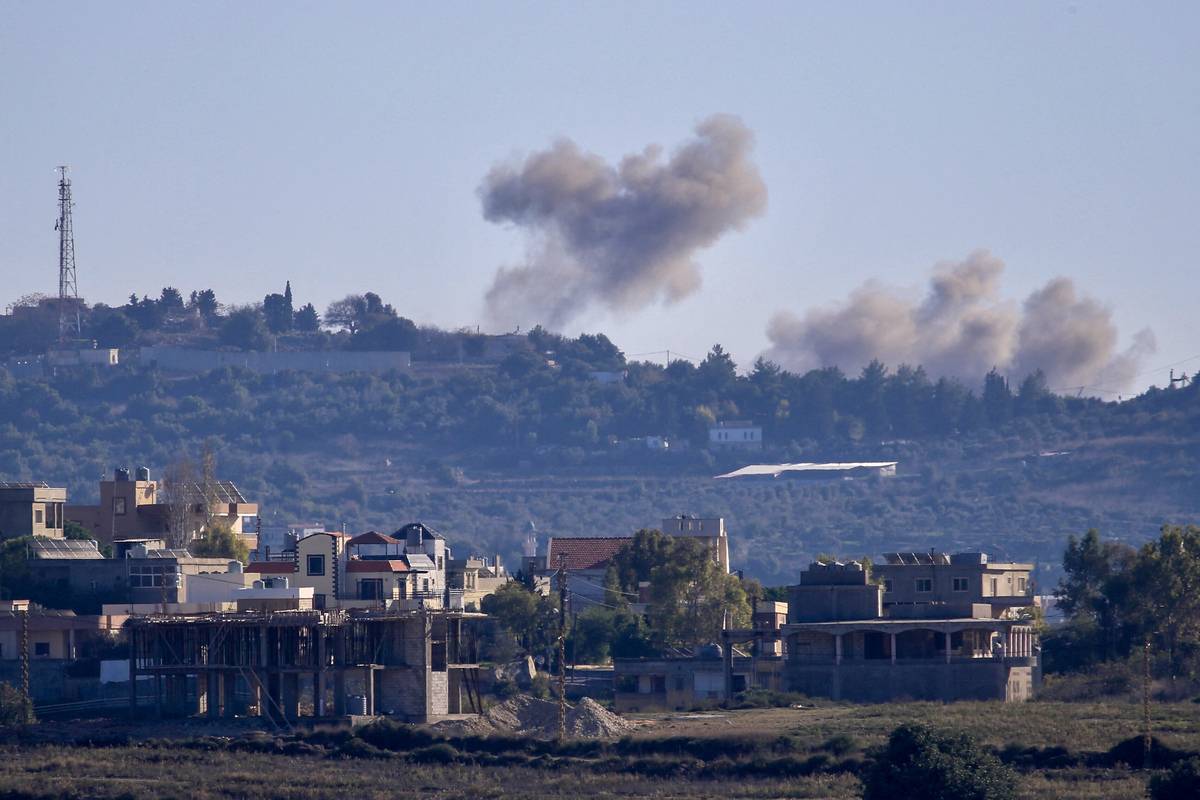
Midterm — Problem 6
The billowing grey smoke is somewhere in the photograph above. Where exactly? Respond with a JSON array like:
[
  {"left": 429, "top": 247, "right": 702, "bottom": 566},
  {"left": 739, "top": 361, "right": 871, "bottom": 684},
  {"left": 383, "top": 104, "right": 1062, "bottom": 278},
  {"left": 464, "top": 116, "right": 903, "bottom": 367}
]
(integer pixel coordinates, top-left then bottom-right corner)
[
  {"left": 764, "top": 250, "right": 1155, "bottom": 391},
  {"left": 480, "top": 114, "right": 767, "bottom": 327}
]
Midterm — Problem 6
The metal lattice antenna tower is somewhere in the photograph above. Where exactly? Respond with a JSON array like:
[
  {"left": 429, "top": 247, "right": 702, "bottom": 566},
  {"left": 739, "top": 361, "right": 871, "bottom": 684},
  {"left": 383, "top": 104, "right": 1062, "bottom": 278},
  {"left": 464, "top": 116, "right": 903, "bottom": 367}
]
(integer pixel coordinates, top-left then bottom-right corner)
[{"left": 56, "top": 166, "right": 81, "bottom": 341}]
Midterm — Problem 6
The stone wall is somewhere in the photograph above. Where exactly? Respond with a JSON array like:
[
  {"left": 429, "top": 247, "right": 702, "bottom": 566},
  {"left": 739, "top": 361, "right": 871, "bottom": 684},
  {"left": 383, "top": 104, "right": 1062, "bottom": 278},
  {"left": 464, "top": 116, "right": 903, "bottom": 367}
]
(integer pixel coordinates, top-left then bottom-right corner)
[
  {"left": 139, "top": 347, "right": 411, "bottom": 375},
  {"left": 785, "top": 661, "right": 1029, "bottom": 702}
]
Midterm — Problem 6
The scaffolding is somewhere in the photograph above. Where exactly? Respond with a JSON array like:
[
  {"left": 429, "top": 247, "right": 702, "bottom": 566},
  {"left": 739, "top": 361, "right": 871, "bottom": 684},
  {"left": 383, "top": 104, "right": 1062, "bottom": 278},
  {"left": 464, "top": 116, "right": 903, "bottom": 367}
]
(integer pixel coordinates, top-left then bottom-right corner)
[{"left": 127, "top": 608, "right": 483, "bottom": 723}]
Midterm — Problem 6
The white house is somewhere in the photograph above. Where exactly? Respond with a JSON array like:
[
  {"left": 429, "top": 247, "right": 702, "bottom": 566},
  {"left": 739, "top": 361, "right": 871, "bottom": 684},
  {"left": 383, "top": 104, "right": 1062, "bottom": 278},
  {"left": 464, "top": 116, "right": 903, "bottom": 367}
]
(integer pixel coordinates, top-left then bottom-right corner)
[{"left": 708, "top": 420, "right": 763, "bottom": 451}]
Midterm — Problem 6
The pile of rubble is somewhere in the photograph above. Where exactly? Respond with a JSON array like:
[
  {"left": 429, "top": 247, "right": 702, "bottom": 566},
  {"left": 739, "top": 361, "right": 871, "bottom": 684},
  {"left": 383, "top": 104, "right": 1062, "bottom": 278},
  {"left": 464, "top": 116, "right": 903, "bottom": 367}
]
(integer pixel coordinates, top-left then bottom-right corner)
[{"left": 435, "top": 695, "right": 634, "bottom": 738}]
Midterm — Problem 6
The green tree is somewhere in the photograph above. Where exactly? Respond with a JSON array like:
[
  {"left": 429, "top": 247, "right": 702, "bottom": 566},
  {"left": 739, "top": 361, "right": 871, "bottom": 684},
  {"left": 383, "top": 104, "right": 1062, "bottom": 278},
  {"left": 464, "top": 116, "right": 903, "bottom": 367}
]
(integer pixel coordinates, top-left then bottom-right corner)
[
  {"left": 294, "top": 303, "right": 320, "bottom": 332},
  {"left": 607, "top": 529, "right": 751, "bottom": 650},
  {"left": 697, "top": 344, "right": 737, "bottom": 391},
  {"left": 1129, "top": 524, "right": 1200, "bottom": 677},
  {"left": 189, "top": 289, "right": 219, "bottom": 322},
  {"left": 158, "top": 286, "right": 185, "bottom": 312},
  {"left": 91, "top": 311, "right": 139, "bottom": 348},
  {"left": 189, "top": 519, "right": 249, "bottom": 562},
  {"left": 981, "top": 368, "right": 1012, "bottom": 427},
  {"left": 480, "top": 582, "right": 557, "bottom": 655},
  {"left": 862, "top": 724, "right": 1016, "bottom": 800},
  {"left": 1055, "top": 529, "right": 1137, "bottom": 663},
  {"left": 219, "top": 308, "right": 269, "bottom": 350},
  {"left": 570, "top": 605, "right": 655, "bottom": 663},
  {"left": 63, "top": 520, "right": 91, "bottom": 541},
  {"left": 262, "top": 288, "right": 294, "bottom": 334},
  {"left": 349, "top": 317, "right": 419, "bottom": 351}
]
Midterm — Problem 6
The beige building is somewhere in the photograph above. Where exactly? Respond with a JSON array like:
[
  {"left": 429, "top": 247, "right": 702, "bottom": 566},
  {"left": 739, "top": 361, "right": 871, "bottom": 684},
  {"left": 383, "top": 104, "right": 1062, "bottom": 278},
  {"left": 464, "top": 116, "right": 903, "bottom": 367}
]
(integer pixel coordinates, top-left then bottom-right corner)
[
  {"left": 660, "top": 515, "right": 730, "bottom": 573},
  {"left": 0, "top": 482, "right": 67, "bottom": 540},
  {"left": 0, "top": 601, "right": 125, "bottom": 664},
  {"left": 875, "top": 552, "right": 1034, "bottom": 619},
  {"left": 292, "top": 531, "right": 349, "bottom": 610},
  {"left": 447, "top": 555, "right": 509, "bottom": 611},
  {"left": 782, "top": 555, "right": 1039, "bottom": 703},
  {"left": 66, "top": 467, "right": 259, "bottom": 549}
]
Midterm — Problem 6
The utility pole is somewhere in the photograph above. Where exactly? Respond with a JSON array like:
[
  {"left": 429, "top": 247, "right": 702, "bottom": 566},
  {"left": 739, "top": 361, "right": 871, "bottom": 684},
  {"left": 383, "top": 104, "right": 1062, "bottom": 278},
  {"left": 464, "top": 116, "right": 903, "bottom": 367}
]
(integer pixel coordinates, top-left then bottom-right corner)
[
  {"left": 1143, "top": 637, "right": 1152, "bottom": 769},
  {"left": 55, "top": 166, "right": 81, "bottom": 342},
  {"left": 19, "top": 603, "right": 31, "bottom": 720},
  {"left": 556, "top": 554, "right": 567, "bottom": 741}
]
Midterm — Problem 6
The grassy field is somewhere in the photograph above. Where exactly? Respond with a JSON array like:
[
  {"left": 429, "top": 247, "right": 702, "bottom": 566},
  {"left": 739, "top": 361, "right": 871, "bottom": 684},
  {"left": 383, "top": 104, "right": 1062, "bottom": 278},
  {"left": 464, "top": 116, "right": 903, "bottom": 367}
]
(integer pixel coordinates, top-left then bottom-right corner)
[{"left": 0, "top": 701, "right": 1194, "bottom": 799}]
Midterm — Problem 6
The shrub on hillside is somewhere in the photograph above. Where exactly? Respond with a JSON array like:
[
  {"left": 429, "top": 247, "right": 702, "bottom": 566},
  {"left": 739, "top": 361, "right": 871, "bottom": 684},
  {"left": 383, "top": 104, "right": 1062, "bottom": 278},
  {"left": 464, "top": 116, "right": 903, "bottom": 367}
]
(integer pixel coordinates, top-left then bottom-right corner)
[
  {"left": 862, "top": 724, "right": 1016, "bottom": 800},
  {"left": 1150, "top": 757, "right": 1200, "bottom": 800},
  {"left": 0, "top": 682, "right": 33, "bottom": 727}
]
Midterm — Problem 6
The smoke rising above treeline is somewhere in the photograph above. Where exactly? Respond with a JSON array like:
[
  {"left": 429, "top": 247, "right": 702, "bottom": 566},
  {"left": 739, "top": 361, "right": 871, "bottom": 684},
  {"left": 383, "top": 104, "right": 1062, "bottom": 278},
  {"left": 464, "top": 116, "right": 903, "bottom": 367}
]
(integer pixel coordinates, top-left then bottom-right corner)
[
  {"left": 764, "top": 250, "right": 1156, "bottom": 392},
  {"left": 479, "top": 114, "right": 767, "bottom": 328}
]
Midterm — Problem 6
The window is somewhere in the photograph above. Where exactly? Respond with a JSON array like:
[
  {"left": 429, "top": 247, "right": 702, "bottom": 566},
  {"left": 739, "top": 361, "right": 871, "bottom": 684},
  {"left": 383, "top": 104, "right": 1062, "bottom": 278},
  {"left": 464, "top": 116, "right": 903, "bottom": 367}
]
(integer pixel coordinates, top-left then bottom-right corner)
[
  {"left": 422, "top": 578, "right": 430, "bottom": 593},
  {"left": 437, "top": 555, "right": 444, "bottom": 571},
  {"left": 130, "top": 564, "right": 168, "bottom": 588},
  {"left": 307, "top": 554, "right": 325, "bottom": 576},
  {"left": 915, "top": 578, "right": 933, "bottom": 593},
  {"left": 990, "top": 577, "right": 998, "bottom": 596},
  {"left": 314, "top": 593, "right": 326, "bottom": 610},
  {"left": 34, "top": 508, "right": 43, "bottom": 524},
  {"left": 1017, "top": 577, "right": 1027, "bottom": 594},
  {"left": 359, "top": 579, "right": 383, "bottom": 600},
  {"left": 113, "top": 497, "right": 126, "bottom": 516},
  {"left": 34, "top": 642, "right": 50, "bottom": 657},
  {"left": 883, "top": 579, "right": 893, "bottom": 593},
  {"left": 952, "top": 577, "right": 969, "bottom": 592}
]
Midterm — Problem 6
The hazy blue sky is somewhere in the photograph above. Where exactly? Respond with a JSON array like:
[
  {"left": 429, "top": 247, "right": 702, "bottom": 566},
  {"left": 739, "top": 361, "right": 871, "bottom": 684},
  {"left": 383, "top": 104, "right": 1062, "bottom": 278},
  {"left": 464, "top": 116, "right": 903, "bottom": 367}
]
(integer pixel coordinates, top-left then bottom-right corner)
[{"left": 2, "top": 2, "right": 1196, "bottom": 392}]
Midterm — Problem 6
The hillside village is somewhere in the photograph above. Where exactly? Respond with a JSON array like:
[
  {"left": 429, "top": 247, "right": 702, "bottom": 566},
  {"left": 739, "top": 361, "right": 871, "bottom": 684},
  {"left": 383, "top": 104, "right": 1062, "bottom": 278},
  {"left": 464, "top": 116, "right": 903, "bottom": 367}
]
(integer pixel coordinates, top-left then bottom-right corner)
[{"left": 1, "top": 460, "right": 1049, "bottom": 720}]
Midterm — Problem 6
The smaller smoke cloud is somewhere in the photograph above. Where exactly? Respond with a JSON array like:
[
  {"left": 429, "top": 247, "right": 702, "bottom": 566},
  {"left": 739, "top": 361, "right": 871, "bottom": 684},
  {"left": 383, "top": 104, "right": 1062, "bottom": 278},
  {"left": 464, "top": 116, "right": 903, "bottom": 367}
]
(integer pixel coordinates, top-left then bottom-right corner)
[
  {"left": 764, "top": 250, "right": 1155, "bottom": 392},
  {"left": 480, "top": 114, "right": 767, "bottom": 328}
]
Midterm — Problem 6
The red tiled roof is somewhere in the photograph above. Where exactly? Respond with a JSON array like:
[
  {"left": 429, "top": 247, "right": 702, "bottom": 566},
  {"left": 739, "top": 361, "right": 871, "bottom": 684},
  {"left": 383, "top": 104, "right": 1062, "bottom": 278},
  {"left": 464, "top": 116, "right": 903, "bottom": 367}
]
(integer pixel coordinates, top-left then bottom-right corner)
[
  {"left": 546, "top": 537, "right": 632, "bottom": 571},
  {"left": 347, "top": 559, "right": 410, "bottom": 573},
  {"left": 246, "top": 562, "right": 295, "bottom": 574},
  {"left": 347, "top": 531, "right": 400, "bottom": 546}
]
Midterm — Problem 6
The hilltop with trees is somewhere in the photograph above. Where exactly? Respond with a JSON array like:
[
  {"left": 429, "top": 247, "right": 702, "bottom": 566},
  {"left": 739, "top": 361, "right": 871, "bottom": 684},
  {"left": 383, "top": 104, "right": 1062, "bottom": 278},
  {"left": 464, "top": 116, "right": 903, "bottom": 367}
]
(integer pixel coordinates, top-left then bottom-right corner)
[{"left": 1, "top": 287, "right": 1198, "bottom": 584}]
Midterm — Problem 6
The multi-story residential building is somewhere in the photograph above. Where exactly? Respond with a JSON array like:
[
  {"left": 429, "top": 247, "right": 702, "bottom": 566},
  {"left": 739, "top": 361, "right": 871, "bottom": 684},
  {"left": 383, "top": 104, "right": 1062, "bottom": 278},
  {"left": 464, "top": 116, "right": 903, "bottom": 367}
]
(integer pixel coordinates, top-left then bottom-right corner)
[
  {"left": 27, "top": 539, "right": 237, "bottom": 606},
  {"left": 874, "top": 551, "right": 1033, "bottom": 618},
  {"left": 0, "top": 482, "right": 67, "bottom": 540},
  {"left": 291, "top": 530, "right": 348, "bottom": 610},
  {"left": 447, "top": 555, "right": 509, "bottom": 610},
  {"left": 65, "top": 467, "right": 259, "bottom": 549},
  {"left": 0, "top": 600, "right": 127, "bottom": 703},
  {"left": 260, "top": 523, "right": 452, "bottom": 610},
  {"left": 781, "top": 554, "right": 1039, "bottom": 703}
]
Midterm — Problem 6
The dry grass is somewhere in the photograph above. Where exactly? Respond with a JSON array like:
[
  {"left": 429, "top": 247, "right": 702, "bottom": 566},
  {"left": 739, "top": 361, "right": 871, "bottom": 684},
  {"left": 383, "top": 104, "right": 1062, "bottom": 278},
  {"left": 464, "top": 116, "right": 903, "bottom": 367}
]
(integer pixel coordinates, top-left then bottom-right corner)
[
  {"left": 0, "top": 745, "right": 860, "bottom": 800},
  {"left": 629, "top": 699, "right": 1200, "bottom": 753},
  {"left": 0, "top": 700, "right": 1193, "bottom": 799}
]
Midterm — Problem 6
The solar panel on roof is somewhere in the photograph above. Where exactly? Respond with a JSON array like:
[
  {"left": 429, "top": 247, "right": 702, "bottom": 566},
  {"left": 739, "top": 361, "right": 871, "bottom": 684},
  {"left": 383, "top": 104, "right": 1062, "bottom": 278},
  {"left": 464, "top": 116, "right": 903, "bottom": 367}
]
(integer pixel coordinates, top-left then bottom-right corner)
[{"left": 30, "top": 539, "right": 103, "bottom": 559}]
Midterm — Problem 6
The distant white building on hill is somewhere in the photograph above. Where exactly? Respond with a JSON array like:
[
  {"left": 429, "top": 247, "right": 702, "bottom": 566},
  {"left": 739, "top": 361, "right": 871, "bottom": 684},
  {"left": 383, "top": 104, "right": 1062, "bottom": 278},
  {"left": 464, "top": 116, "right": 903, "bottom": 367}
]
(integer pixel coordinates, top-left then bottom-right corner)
[
  {"left": 715, "top": 462, "right": 898, "bottom": 481},
  {"left": 708, "top": 420, "right": 763, "bottom": 450}
]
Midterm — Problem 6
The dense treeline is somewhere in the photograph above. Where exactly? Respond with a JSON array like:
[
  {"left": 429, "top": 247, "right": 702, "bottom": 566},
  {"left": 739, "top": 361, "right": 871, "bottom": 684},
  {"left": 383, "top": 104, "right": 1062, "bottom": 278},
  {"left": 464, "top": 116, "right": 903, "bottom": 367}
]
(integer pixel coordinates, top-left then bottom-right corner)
[
  {"left": 2, "top": 295, "right": 1199, "bottom": 581},
  {"left": 1048, "top": 525, "right": 1200, "bottom": 683}
]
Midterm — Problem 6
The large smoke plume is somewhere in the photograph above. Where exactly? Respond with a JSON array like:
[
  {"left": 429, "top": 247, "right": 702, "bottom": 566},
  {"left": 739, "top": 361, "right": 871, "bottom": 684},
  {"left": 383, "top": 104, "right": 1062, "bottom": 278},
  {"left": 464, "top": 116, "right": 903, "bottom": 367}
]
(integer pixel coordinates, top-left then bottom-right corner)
[
  {"left": 480, "top": 114, "right": 767, "bottom": 328},
  {"left": 764, "top": 250, "right": 1155, "bottom": 391}
]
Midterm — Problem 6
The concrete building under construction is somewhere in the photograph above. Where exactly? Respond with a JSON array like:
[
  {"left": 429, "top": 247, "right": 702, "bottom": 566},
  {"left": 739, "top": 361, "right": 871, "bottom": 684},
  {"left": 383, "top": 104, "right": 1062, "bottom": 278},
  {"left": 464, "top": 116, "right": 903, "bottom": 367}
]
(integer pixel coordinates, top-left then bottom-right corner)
[{"left": 127, "top": 609, "right": 483, "bottom": 723}]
